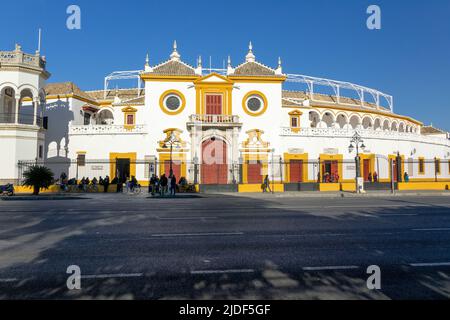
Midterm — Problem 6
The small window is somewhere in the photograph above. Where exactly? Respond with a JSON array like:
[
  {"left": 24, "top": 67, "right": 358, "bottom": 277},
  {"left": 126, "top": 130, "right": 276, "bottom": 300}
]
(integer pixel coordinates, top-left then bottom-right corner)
[
  {"left": 126, "top": 114, "right": 135, "bottom": 125},
  {"left": 77, "top": 154, "right": 86, "bottom": 167},
  {"left": 291, "top": 117, "right": 298, "bottom": 128},
  {"left": 39, "top": 145, "right": 43, "bottom": 159},
  {"left": 419, "top": 158, "right": 425, "bottom": 174},
  {"left": 435, "top": 158, "right": 441, "bottom": 175},
  {"left": 83, "top": 113, "right": 91, "bottom": 125},
  {"left": 165, "top": 95, "right": 182, "bottom": 111}
]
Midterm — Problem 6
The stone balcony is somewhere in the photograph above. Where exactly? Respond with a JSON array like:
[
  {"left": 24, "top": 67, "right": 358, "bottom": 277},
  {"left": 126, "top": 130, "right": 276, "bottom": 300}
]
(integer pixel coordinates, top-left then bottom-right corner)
[
  {"left": 69, "top": 124, "right": 147, "bottom": 135},
  {"left": 187, "top": 114, "right": 242, "bottom": 129},
  {"left": 0, "top": 50, "right": 46, "bottom": 70}
]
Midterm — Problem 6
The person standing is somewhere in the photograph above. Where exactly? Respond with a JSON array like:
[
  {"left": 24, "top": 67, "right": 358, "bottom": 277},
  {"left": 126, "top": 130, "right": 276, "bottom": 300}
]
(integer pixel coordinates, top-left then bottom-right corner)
[
  {"left": 170, "top": 175, "right": 177, "bottom": 196},
  {"left": 103, "top": 175, "right": 110, "bottom": 193},
  {"left": 263, "top": 175, "right": 272, "bottom": 193},
  {"left": 160, "top": 174, "right": 168, "bottom": 197}
]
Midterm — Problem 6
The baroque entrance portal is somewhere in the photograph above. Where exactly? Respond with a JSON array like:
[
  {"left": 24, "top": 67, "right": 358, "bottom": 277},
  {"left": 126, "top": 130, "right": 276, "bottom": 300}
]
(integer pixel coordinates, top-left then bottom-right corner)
[{"left": 201, "top": 138, "right": 228, "bottom": 184}]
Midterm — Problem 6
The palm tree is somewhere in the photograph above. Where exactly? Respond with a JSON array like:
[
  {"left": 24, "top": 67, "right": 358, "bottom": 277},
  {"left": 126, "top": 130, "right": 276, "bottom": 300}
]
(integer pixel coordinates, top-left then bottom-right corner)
[{"left": 22, "top": 165, "right": 54, "bottom": 195}]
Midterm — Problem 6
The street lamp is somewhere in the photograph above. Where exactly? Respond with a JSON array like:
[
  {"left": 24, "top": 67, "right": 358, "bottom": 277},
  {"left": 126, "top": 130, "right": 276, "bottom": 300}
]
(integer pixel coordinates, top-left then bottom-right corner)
[
  {"left": 348, "top": 132, "right": 365, "bottom": 178},
  {"left": 162, "top": 132, "right": 177, "bottom": 177},
  {"left": 348, "top": 132, "right": 366, "bottom": 193}
]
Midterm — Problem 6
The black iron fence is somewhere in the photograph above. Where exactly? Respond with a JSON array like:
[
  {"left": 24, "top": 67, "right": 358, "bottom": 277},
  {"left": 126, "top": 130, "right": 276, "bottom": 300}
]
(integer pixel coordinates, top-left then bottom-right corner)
[{"left": 17, "top": 157, "right": 449, "bottom": 186}]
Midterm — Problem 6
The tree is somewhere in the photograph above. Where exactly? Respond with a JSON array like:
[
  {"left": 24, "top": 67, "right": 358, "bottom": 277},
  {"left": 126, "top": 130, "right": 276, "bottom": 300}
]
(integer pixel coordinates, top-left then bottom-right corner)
[{"left": 22, "top": 165, "right": 54, "bottom": 195}]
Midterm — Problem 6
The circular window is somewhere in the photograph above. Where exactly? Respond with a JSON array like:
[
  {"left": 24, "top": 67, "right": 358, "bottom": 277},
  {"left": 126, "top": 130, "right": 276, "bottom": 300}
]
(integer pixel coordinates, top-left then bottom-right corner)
[
  {"left": 243, "top": 91, "right": 267, "bottom": 116},
  {"left": 165, "top": 95, "right": 181, "bottom": 111},
  {"left": 159, "top": 90, "right": 186, "bottom": 115}
]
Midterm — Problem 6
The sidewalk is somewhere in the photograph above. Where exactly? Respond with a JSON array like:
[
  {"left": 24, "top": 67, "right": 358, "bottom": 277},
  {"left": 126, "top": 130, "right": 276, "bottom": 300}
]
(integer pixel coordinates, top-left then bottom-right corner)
[{"left": 213, "top": 190, "right": 450, "bottom": 199}]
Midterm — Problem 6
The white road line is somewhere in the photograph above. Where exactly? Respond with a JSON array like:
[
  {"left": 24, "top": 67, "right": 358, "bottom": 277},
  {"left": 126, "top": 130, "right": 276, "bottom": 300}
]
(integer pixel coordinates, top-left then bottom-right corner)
[
  {"left": 410, "top": 262, "right": 450, "bottom": 267},
  {"left": 156, "top": 217, "right": 218, "bottom": 220},
  {"left": 379, "top": 214, "right": 418, "bottom": 217},
  {"left": 191, "top": 269, "right": 254, "bottom": 275},
  {"left": 302, "top": 265, "right": 360, "bottom": 271},
  {"left": 81, "top": 273, "right": 143, "bottom": 279},
  {"left": 152, "top": 232, "right": 243, "bottom": 237},
  {"left": 412, "top": 228, "right": 450, "bottom": 231},
  {"left": 0, "top": 278, "right": 18, "bottom": 283}
]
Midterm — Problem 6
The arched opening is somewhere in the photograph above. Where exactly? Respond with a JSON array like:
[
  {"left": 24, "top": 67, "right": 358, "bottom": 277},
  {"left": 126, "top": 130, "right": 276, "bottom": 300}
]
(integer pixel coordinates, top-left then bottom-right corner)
[
  {"left": 374, "top": 118, "right": 382, "bottom": 131},
  {"left": 201, "top": 137, "right": 228, "bottom": 184},
  {"left": 383, "top": 119, "right": 390, "bottom": 131},
  {"left": 321, "top": 112, "right": 334, "bottom": 128},
  {"left": 97, "top": 109, "right": 114, "bottom": 125},
  {"left": 309, "top": 111, "right": 320, "bottom": 128},
  {"left": 0, "top": 86, "right": 16, "bottom": 123},
  {"left": 362, "top": 116, "right": 373, "bottom": 129},
  {"left": 19, "top": 89, "right": 34, "bottom": 125},
  {"left": 391, "top": 121, "right": 398, "bottom": 132},
  {"left": 336, "top": 114, "right": 348, "bottom": 129},
  {"left": 399, "top": 122, "right": 405, "bottom": 133},
  {"left": 349, "top": 115, "right": 361, "bottom": 129}
]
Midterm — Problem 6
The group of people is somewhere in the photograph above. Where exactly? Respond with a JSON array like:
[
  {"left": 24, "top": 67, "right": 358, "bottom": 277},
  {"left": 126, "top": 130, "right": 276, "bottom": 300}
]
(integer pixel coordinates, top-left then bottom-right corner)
[
  {"left": 366, "top": 172, "right": 378, "bottom": 183},
  {"left": 57, "top": 172, "right": 140, "bottom": 193},
  {"left": 149, "top": 173, "right": 180, "bottom": 197},
  {"left": 321, "top": 172, "right": 340, "bottom": 183}
]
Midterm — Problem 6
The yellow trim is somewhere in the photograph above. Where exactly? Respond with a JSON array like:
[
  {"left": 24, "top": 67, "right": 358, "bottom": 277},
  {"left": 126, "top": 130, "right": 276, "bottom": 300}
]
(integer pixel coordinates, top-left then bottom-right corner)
[
  {"left": 289, "top": 109, "right": 302, "bottom": 131},
  {"left": 228, "top": 76, "right": 286, "bottom": 83},
  {"left": 418, "top": 157, "right": 425, "bottom": 175},
  {"left": 242, "top": 91, "right": 268, "bottom": 117},
  {"left": 122, "top": 106, "right": 137, "bottom": 130},
  {"left": 398, "top": 182, "right": 450, "bottom": 191},
  {"left": 242, "top": 153, "right": 269, "bottom": 184},
  {"left": 238, "top": 184, "right": 284, "bottom": 193},
  {"left": 194, "top": 73, "right": 234, "bottom": 115},
  {"left": 45, "top": 94, "right": 100, "bottom": 106},
  {"left": 284, "top": 153, "right": 309, "bottom": 183},
  {"left": 159, "top": 89, "right": 186, "bottom": 115},
  {"left": 140, "top": 74, "right": 200, "bottom": 82},
  {"left": 109, "top": 152, "right": 137, "bottom": 179},
  {"left": 388, "top": 154, "right": 405, "bottom": 180},
  {"left": 157, "top": 152, "right": 187, "bottom": 178},
  {"left": 76, "top": 151, "right": 87, "bottom": 154},
  {"left": 319, "top": 154, "right": 343, "bottom": 182},
  {"left": 319, "top": 183, "right": 340, "bottom": 192},
  {"left": 359, "top": 154, "right": 375, "bottom": 180}
]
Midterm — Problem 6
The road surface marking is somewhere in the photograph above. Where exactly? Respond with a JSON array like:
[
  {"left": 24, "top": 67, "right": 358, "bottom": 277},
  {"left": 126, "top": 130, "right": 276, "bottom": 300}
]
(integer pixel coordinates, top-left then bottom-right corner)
[
  {"left": 152, "top": 232, "right": 243, "bottom": 237},
  {"left": 302, "top": 266, "right": 359, "bottom": 271},
  {"left": 81, "top": 273, "right": 143, "bottom": 279},
  {"left": 410, "top": 262, "right": 450, "bottom": 267},
  {"left": 412, "top": 228, "right": 450, "bottom": 231},
  {"left": 191, "top": 269, "right": 254, "bottom": 275},
  {"left": 156, "top": 216, "right": 218, "bottom": 220},
  {"left": 378, "top": 214, "right": 418, "bottom": 217},
  {"left": 0, "top": 278, "right": 18, "bottom": 283}
]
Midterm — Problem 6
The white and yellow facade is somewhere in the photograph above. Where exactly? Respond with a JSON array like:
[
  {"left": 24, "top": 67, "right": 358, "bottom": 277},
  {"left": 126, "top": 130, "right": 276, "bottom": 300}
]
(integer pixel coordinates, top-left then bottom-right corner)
[{"left": 2, "top": 42, "right": 450, "bottom": 189}]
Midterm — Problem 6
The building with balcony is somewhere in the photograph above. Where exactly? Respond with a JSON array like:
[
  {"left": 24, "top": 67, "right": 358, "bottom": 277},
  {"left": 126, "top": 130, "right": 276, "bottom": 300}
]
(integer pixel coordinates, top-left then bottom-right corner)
[
  {"left": 0, "top": 45, "right": 49, "bottom": 183},
  {"left": 2, "top": 41, "right": 449, "bottom": 189}
]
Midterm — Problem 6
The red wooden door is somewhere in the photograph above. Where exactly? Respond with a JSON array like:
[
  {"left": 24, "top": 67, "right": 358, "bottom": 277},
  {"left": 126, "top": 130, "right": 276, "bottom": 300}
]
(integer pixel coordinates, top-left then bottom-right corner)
[
  {"left": 289, "top": 160, "right": 303, "bottom": 183},
  {"left": 206, "top": 95, "right": 222, "bottom": 115},
  {"left": 247, "top": 161, "right": 263, "bottom": 184},
  {"left": 392, "top": 160, "right": 398, "bottom": 182},
  {"left": 363, "top": 159, "right": 370, "bottom": 181},
  {"left": 164, "top": 160, "right": 181, "bottom": 179},
  {"left": 201, "top": 139, "right": 228, "bottom": 184}
]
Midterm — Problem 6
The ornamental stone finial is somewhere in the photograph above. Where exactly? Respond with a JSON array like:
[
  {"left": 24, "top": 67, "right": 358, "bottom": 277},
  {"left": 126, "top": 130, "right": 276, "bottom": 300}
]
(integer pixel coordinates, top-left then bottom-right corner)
[
  {"left": 276, "top": 56, "right": 283, "bottom": 75},
  {"left": 245, "top": 41, "right": 255, "bottom": 62},
  {"left": 170, "top": 40, "right": 181, "bottom": 61}
]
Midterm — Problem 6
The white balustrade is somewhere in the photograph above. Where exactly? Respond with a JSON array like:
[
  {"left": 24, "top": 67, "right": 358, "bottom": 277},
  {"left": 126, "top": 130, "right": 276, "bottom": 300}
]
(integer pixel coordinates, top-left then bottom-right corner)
[{"left": 69, "top": 124, "right": 147, "bottom": 135}]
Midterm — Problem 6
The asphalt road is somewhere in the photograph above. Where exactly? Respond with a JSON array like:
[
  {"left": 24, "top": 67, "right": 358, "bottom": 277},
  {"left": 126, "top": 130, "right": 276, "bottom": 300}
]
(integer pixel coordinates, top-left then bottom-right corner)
[{"left": 0, "top": 193, "right": 449, "bottom": 299}]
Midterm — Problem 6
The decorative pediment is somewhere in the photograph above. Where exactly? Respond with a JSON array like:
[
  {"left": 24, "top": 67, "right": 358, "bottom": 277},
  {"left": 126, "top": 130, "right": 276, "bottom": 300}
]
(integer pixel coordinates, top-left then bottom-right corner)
[
  {"left": 121, "top": 106, "right": 137, "bottom": 113},
  {"left": 158, "top": 128, "right": 187, "bottom": 149},
  {"left": 288, "top": 109, "right": 303, "bottom": 116},
  {"left": 241, "top": 129, "right": 270, "bottom": 150},
  {"left": 194, "top": 73, "right": 234, "bottom": 85}
]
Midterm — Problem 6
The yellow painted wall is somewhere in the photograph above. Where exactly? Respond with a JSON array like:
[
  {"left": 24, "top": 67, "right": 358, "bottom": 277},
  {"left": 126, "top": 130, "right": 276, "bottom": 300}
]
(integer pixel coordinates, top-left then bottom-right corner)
[
  {"left": 238, "top": 183, "right": 284, "bottom": 193},
  {"left": 340, "top": 182, "right": 356, "bottom": 192},
  {"left": 319, "top": 183, "right": 340, "bottom": 192},
  {"left": 398, "top": 182, "right": 450, "bottom": 191}
]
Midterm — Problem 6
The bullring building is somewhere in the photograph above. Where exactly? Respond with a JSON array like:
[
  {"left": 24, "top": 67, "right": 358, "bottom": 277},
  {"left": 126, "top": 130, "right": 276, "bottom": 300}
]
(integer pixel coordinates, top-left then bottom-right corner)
[{"left": 1, "top": 42, "right": 449, "bottom": 192}]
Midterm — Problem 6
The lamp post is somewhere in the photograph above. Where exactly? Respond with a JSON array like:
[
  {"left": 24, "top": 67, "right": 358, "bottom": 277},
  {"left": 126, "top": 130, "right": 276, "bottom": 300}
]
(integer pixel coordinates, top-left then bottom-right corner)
[
  {"left": 162, "top": 132, "right": 177, "bottom": 177},
  {"left": 348, "top": 132, "right": 366, "bottom": 193}
]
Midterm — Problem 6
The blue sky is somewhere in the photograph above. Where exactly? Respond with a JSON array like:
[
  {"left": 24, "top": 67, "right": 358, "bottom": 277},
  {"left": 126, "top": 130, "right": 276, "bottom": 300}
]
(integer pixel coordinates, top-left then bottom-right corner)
[{"left": 1, "top": 0, "right": 449, "bottom": 130}]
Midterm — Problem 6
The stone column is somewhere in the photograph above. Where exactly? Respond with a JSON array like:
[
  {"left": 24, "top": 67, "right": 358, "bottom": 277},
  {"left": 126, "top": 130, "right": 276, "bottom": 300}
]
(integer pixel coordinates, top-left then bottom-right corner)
[
  {"left": 15, "top": 96, "right": 20, "bottom": 124},
  {"left": 33, "top": 98, "right": 38, "bottom": 126}
]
